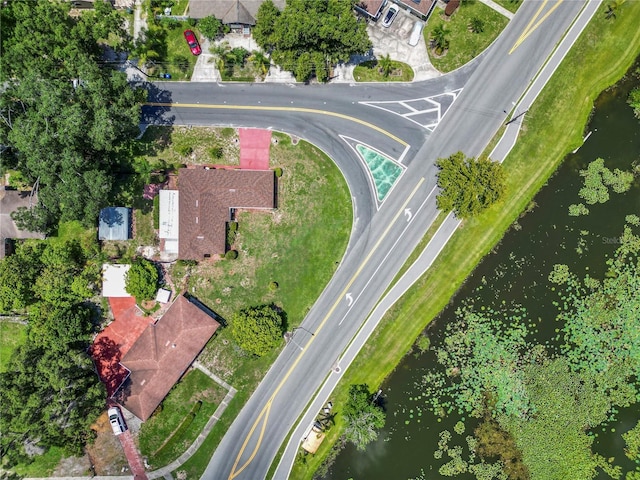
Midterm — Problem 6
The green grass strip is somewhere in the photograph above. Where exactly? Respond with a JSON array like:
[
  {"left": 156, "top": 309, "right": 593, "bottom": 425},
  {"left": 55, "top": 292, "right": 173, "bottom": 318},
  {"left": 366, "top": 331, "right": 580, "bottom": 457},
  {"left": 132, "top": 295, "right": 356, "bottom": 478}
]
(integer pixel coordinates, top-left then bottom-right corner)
[{"left": 289, "top": 4, "right": 640, "bottom": 479}]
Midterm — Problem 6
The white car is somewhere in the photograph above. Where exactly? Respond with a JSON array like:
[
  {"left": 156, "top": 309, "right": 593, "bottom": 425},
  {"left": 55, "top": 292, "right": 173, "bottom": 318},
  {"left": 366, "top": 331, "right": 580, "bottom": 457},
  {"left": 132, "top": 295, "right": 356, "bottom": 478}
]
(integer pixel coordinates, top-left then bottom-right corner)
[
  {"left": 108, "top": 407, "right": 127, "bottom": 436},
  {"left": 382, "top": 4, "right": 399, "bottom": 28},
  {"left": 408, "top": 20, "right": 424, "bottom": 46}
]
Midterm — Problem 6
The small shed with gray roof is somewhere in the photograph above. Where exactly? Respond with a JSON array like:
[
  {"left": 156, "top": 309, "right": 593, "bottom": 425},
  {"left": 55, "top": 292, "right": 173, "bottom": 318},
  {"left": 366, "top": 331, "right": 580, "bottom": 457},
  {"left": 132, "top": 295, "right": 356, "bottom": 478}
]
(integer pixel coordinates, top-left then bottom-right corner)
[{"left": 99, "top": 207, "right": 131, "bottom": 241}]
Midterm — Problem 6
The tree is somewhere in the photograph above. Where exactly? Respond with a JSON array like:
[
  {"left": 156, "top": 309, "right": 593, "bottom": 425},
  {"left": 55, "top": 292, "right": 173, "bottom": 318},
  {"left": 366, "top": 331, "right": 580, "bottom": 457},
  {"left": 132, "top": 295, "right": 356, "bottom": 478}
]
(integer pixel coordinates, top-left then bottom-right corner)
[
  {"left": 431, "top": 23, "right": 451, "bottom": 54},
  {"left": 343, "top": 384, "right": 386, "bottom": 451},
  {"left": 605, "top": 0, "right": 626, "bottom": 19},
  {"left": 295, "top": 52, "right": 313, "bottom": 82},
  {"left": 0, "top": 1, "right": 144, "bottom": 231},
  {"left": 435, "top": 152, "right": 506, "bottom": 218},
  {"left": 252, "top": 0, "right": 371, "bottom": 82},
  {"left": 125, "top": 258, "right": 159, "bottom": 301},
  {"left": 0, "top": 241, "right": 45, "bottom": 313},
  {"left": 469, "top": 17, "right": 485, "bottom": 33},
  {"left": 198, "top": 15, "right": 222, "bottom": 41},
  {"left": 628, "top": 87, "right": 640, "bottom": 119},
  {"left": 378, "top": 53, "right": 393, "bottom": 78},
  {"left": 253, "top": 0, "right": 281, "bottom": 51},
  {"left": 0, "top": 342, "right": 105, "bottom": 465},
  {"left": 231, "top": 304, "right": 284, "bottom": 356},
  {"left": 250, "top": 50, "right": 271, "bottom": 77}
]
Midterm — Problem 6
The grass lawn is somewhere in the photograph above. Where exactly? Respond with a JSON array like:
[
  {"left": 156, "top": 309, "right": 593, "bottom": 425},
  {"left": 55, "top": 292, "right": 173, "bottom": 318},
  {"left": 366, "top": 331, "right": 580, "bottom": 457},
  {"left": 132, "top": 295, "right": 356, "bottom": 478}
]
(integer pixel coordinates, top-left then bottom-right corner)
[
  {"left": 138, "top": 369, "right": 227, "bottom": 468},
  {"left": 156, "top": 24, "right": 199, "bottom": 81},
  {"left": 182, "top": 131, "right": 352, "bottom": 386},
  {"left": 424, "top": 2, "right": 509, "bottom": 73},
  {"left": 0, "top": 321, "right": 27, "bottom": 372},
  {"left": 11, "top": 447, "right": 66, "bottom": 478},
  {"left": 353, "top": 60, "right": 414, "bottom": 82},
  {"left": 139, "top": 125, "right": 240, "bottom": 167},
  {"left": 133, "top": 129, "right": 352, "bottom": 478},
  {"left": 492, "top": 0, "right": 522, "bottom": 14},
  {"left": 288, "top": 3, "right": 640, "bottom": 479}
]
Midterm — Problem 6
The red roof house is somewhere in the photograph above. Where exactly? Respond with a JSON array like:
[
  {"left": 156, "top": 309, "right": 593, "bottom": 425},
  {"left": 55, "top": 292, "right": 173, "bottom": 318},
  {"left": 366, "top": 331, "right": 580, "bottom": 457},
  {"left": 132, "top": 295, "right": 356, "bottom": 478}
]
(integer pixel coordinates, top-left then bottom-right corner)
[{"left": 113, "top": 295, "right": 220, "bottom": 420}]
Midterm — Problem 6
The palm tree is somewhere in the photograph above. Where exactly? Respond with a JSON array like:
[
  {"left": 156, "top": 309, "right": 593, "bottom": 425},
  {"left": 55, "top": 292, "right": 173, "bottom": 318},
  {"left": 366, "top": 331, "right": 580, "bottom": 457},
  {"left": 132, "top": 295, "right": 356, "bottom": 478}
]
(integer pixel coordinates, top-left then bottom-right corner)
[
  {"left": 378, "top": 53, "right": 393, "bottom": 78},
  {"left": 431, "top": 24, "right": 450, "bottom": 55},
  {"left": 469, "top": 17, "right": 484, "bottom": 34},
  {"left": 250, "top": 51, "right": 271, "bottom": 78},
  {"left": 209, "top": 41, "right": 231, "bottom": 70},
  {"left": 605, "top": 0, "right": 626, "bottom": 19}
]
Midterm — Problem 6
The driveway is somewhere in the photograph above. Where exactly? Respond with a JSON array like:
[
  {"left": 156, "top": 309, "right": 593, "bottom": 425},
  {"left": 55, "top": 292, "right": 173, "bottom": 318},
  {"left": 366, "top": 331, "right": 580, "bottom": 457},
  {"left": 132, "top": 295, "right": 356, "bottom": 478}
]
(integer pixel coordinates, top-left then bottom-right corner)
[{"left": 365, "top": 5, "right": 440, "bottom": 81}]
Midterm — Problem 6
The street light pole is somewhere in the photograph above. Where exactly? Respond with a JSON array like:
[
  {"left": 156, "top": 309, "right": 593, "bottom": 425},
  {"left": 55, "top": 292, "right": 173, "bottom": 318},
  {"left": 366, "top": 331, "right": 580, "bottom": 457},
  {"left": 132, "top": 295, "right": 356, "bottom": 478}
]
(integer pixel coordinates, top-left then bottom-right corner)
[
  {"left": 506, "top": 109, "right": 529, "bottom": 125},
  {"left": 292, "top": 326, "right": 315, "bottom": 337},
  {"left": 284, "top": 327, "right": 315, "bottom": 351},
  {"left": 283, "top": 332, "right": 304, "bottom": 351}
]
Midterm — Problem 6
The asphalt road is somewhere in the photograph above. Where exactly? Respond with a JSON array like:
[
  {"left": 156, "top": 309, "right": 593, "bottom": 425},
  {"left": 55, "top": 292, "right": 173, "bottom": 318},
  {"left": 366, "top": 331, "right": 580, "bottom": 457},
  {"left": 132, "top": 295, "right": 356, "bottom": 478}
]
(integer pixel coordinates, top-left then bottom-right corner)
[{"left": 141, "top": 3, "right": 591, "bottom": 479}]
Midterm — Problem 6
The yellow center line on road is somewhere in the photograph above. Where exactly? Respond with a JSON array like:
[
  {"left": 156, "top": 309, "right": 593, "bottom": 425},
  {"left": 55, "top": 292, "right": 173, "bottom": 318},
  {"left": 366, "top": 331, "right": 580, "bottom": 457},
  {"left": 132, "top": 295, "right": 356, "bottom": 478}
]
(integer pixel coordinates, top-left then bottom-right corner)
[
  {"left": 509, "top": 0, "right": 564, "bottom": 55},
  {"left": 228, "top": 176, "right": 426, "bottom": 479},
  {"left": 145, "top": 102, "right": 409, "bottom": 147}
]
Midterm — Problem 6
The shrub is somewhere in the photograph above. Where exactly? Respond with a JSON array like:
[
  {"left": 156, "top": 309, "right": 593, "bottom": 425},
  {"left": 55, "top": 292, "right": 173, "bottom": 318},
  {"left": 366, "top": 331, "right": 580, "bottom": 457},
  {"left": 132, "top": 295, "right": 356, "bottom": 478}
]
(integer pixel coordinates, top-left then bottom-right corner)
[
  {"left": 209, "top": 146, "right": 224, "bottom": 160},
  {"left": 187, "top": 17, "right": 196, "bottom": 27},
  {"left": 153, "top": 195, "right": 160, "bottom": 229},
  {"left": 231, "top": 304, "right": 284, "bottom": 356},
  {"left": 174, "top": 55, "right": 190, "bottom": 73},
  {"left": 198, "top": 15, "right": 222, "bottom": 41},
  {"left": 269, "top": 281, "right": 279, "bottom": 291},
  {"left": 175, "top": 144, "right": 193, "bottom": 156},
  {"left": 274, "top": 167, "right": 283, "bottom": 177},
  {"left": 125, "top": 258, "right": 159, "bottom": 301},
  {"left": 225, "top": 249, "right": 238, "bottom": 260},
  {"left": 160, "top": 16, "right": 181, "bottom": 30}
]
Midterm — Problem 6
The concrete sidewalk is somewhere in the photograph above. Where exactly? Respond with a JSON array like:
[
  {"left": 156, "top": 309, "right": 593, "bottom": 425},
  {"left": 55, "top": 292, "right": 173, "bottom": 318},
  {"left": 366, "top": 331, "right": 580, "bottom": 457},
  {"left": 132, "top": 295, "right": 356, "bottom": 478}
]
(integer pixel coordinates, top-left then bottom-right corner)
[{"left": 478, "top": 0, "right": 515, "bottom": 19}]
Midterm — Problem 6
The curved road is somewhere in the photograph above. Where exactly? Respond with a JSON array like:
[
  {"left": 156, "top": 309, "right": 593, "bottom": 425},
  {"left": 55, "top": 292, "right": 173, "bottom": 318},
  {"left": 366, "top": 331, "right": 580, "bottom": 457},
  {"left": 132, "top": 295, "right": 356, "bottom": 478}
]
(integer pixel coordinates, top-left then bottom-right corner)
[{"left": 142, "top": 2, "right": 592, "bottom": 479}]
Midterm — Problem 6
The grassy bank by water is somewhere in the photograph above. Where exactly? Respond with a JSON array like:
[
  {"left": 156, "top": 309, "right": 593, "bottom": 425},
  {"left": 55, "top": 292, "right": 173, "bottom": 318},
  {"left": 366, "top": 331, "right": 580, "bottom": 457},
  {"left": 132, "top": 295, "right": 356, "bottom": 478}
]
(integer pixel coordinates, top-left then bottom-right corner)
[{"left": 289, "top": 4, "right": 640, "bottom": 479}]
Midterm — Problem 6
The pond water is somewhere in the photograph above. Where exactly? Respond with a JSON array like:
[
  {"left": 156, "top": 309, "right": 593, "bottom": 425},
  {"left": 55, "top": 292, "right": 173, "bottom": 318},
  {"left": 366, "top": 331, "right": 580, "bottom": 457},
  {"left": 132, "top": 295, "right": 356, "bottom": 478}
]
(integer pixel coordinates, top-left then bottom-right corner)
[{"left": 323, "top": 65, "right": 640, "bottom": 480}]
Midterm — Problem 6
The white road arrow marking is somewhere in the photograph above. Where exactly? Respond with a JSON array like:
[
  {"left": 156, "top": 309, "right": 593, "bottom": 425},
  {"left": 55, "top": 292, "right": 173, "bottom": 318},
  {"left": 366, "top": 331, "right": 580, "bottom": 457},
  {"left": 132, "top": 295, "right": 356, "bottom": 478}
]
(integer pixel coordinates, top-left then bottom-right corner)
[
  {"left": 404, "top": 208, "right": 412, "bottom": 222},
  {"left": 345, "top": 293, "right": 353, "bottom": 307}
]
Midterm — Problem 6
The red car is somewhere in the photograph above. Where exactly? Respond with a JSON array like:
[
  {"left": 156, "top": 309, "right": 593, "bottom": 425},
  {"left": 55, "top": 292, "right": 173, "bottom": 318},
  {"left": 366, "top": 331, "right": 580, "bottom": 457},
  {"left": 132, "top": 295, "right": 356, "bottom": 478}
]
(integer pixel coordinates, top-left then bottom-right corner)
[{"left": 183, "top": 30, "right": 202, "bottom": 56}]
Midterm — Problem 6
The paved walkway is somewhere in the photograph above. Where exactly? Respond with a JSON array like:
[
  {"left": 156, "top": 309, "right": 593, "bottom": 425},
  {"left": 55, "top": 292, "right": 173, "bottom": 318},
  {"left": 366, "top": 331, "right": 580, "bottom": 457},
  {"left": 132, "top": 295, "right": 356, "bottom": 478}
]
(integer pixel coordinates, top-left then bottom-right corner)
[
  {"left": 239, "top": 129, "right": 272, "bottom": 170},
  {"left": 478, "top": 0, "right": 515, "bottom": 19},
  {"left": 132, "top": 0, "right": 146, "bottom": 43},
  {"left": 147, "top": 378, "right": 237, "bottom": 479},
  {"left": 118, "top": 431, "right": 148, "bottom": 480}
]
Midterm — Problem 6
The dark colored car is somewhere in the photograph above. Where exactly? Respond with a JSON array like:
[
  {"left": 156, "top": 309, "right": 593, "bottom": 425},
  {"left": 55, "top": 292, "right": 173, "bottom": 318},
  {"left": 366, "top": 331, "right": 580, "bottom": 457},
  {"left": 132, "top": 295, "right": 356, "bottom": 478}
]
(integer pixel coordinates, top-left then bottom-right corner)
[
  {"left": 382, "top": 4, "right": 399, "bottom": 28},
  {"left": 183, "top": 29, "right": 202, "bottom": 56}
]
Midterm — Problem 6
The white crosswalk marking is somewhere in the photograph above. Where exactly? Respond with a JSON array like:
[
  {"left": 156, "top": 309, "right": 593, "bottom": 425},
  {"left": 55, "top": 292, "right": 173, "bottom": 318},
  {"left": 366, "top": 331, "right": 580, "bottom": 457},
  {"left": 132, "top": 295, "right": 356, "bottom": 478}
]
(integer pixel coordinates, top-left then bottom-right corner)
[{"left": 361, "top": 89, "right": 463, "bottom": 131}]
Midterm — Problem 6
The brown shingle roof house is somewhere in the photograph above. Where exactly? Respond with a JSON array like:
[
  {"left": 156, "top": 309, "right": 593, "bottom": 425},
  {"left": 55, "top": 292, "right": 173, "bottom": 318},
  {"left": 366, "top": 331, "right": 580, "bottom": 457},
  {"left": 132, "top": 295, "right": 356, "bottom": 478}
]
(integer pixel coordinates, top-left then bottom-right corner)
[
  {"left": 178, "top": 168, "right": 275, "bottom": 260},
  {"left": 188, "top": 0, "right": 285, "bottom": 25},
  {"left": 113, "top": 295, "right": 220, "bottom": 421}
]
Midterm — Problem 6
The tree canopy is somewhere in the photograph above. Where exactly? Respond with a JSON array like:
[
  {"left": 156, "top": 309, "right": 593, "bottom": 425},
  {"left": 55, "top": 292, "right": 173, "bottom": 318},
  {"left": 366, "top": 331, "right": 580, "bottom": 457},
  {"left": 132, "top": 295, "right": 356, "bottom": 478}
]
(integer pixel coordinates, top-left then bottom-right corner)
[
  {"left": 0, "top": 0, "right": 144, "bottom": 232},
  {"left": 198, "top": 15, "right": 223, "bottom": 41},
  {"left": 0, "top": 238, "right": 98, "bottom": 313},
  {"left": 0, "top": 238, "right": 104, "bottom": 466},
  {"left": 231, "top": 304, "right": 284, "bottom": 356},
  {"left": 343, "top": 383, "right": 386, "bottom": 451},
  {"left": 435, "top": 152, "right": 506, "bottom": 218},
  {"left": 253, "top": 0, "right": 371, "bottom": 82},
  {"left": 125, "top": 258, "right": 159, "bottom": 301}
]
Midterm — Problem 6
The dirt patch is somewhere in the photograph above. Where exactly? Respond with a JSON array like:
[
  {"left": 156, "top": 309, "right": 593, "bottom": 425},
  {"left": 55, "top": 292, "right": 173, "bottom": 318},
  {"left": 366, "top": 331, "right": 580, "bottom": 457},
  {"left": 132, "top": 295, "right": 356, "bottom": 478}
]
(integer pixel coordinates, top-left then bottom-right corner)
[
  {"left": 86, "top": 412, "right": 129, "bottom": 475},
  {"left": 52, "top": 455, "right": 92, "bottom": 477}
]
